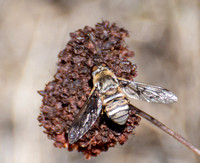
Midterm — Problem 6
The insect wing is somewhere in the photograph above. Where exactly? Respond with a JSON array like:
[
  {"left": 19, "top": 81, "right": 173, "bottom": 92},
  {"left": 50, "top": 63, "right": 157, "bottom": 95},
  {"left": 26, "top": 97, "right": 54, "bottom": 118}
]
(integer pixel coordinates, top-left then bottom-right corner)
[
  {"left": 119, "top": 79, "right": 178, "bottom": 104},
  {"left": 68, "top": 87, "right": 102, "bottom": 144}
]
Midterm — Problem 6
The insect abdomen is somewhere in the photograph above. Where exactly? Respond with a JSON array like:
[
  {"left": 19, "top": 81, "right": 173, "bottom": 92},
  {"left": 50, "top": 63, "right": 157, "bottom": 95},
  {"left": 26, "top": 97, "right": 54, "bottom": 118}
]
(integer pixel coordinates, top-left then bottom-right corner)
[{"left": 103, "top": 93, "right": 129, "bottom": 125}]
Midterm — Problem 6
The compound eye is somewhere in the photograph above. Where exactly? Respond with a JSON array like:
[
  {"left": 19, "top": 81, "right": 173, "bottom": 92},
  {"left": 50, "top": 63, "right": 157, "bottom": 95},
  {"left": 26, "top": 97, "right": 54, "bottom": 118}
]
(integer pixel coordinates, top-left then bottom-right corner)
[
  {"left": 101, "top": 63, "right": 107, "bottom": 67},
  {"left": 92, "top": 66, "right": 98, "bottom": 72}
]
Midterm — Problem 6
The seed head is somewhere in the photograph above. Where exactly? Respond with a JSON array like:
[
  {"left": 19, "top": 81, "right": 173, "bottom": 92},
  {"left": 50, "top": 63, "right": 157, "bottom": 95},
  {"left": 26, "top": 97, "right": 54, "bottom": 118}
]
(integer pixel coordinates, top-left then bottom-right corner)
[{"left": 38, "top": 21, "right": 140, "bottom": 159}]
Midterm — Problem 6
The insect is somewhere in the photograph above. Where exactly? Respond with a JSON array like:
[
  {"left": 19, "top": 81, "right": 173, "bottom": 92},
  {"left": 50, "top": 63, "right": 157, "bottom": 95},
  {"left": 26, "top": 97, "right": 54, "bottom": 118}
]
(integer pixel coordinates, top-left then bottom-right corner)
[{"left": 68, "top": 63, "right": 177, "bottom": 144}]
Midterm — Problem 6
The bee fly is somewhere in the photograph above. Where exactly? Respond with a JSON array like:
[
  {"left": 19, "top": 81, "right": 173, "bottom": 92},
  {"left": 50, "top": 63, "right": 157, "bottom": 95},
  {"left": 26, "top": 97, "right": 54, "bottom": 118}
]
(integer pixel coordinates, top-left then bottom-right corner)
[{"left": 68, "top": 63, "right": 177, "bottom": 144}]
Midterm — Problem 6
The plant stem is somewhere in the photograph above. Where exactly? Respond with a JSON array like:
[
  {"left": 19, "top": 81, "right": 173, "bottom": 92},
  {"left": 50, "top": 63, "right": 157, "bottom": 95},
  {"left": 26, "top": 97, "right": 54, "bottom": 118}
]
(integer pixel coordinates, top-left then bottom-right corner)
[{"left": 130, "top": 105, "right": 200, "bottom": 156}]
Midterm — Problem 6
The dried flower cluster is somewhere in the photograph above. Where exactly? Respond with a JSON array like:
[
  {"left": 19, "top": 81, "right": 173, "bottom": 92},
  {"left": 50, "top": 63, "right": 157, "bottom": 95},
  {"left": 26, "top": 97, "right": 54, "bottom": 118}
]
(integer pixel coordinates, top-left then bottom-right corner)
[{"left": 38, "top": 21, "right": 141, "bottom": 159}]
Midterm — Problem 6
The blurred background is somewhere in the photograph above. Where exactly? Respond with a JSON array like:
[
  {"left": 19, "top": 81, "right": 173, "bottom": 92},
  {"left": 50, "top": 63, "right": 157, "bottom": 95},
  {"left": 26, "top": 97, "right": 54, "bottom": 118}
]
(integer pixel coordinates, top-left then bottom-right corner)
[{"left": 0, "top": 0, "right": 200, "bottom": 163}]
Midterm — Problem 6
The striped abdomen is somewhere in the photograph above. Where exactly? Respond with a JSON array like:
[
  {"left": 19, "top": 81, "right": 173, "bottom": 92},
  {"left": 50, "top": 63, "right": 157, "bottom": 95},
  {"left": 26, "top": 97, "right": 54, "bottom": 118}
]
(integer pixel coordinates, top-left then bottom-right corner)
[{"left": 103, "top": 92, "right": 129, "bottom": 125}]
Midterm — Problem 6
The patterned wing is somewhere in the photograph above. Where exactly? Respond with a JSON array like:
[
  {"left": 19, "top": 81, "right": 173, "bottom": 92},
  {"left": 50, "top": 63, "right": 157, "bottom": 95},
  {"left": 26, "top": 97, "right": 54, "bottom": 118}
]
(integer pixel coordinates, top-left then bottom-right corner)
[
  {"left": 119, "top": 79, "right": 178, "bottom": 104},
  {"left": 68, "top": 87, "right": 102, "bottom": 144}
]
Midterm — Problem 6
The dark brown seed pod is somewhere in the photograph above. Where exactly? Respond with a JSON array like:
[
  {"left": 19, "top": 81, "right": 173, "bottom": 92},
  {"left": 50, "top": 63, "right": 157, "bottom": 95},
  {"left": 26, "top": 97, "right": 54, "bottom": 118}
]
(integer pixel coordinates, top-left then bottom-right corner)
[{"left": 38, "top": 20, "right": 140, "bottom": 159}]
